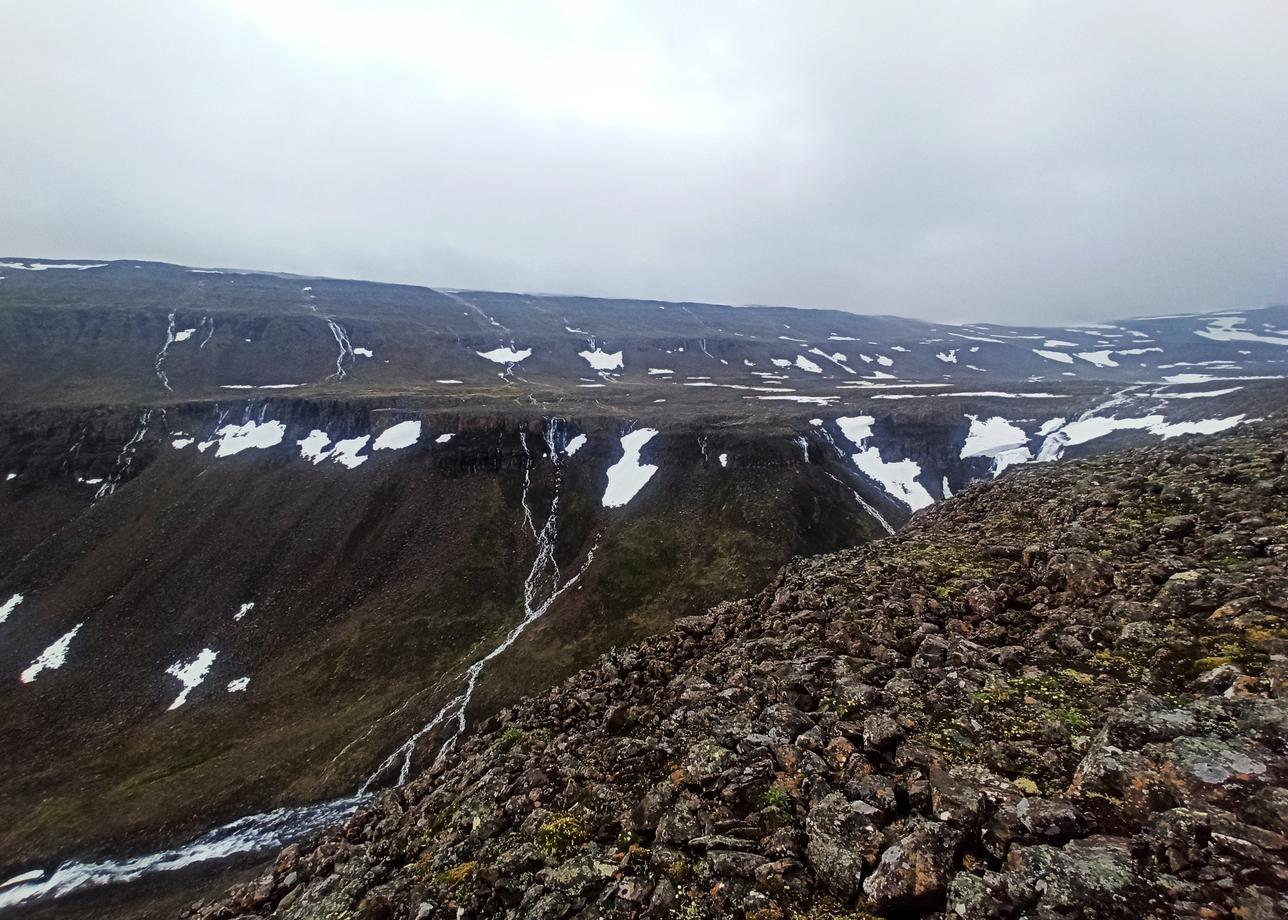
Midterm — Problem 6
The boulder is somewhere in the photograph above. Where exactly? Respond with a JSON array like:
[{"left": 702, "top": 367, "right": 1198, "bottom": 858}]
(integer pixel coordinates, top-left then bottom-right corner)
[
  {"left": 803, "top": 792, "right": 883, "bottom": 899},
  {"left": 861, "top": 820, "right": 962, "bottom": 909}
]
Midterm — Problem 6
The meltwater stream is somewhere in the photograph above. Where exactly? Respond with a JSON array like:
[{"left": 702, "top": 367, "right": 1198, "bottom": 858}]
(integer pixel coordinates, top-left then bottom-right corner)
[
  {"left": 1, "top": 420, "right": 596, "bottom": 911},
  {"left": 360, "top": 417, "right": 596, "bottom": 788},
  {"left": 0, "top": 796, "right": 365, "bottom": 910}
]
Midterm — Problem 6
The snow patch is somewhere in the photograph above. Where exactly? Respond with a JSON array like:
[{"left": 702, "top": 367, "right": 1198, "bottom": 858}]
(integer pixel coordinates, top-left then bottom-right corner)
[
  {"left": 602, "top": 429, "right": 659, "bottom": 508},
  {"left": 372, "top": 420, "right": 421, "bottom": 451},
  {"left": 961, "top": 416, "right": 1028, "bottom": 460},
  {"left": 329, "top": 437, "right": 370, "bottom": 469},
  {"left": 1162, "top": 373, "right": 1285, "bottom": 385},
  {"left": 218, "top": 384, "right": 302, "bottom": 390},
  {"left": 932, "top": 391, "right": 1063, "bottom": 399},
  {"left": 1153, "top": 416, "right": 1248, "bottom": 439},
  {"left": 990, "top": 447, "right": 1034, "bottom": 476},
  {"left": 564, "top": 434, "right": 587, "bottom": 456},
  {"left": 476, "top": 346, "right": 532, "bottom": 364},
  {"left": 165, "top": 648, "right": 218, "bottom": 710},
  {"left": 0, "top": 593, "right": 24, "bottom": 625},
  {"left": 1075, "top": 350, "right": 1119, "bottom": 368},
  {"left": 578, "top": 348, "right": 624, "bottom": 371},
  {"left": 959, "top": 415, "right": 1034, "bottom": 476},
  {"left": 754, "top": 395, "right": 838, "bottom": 405},
  {"left": 212, "top": 421, "right": 286, "bottom": 457},
  {"left": 297, "top": 431, "right": 369, "bottom": 468},
  {"left": 20, "top": 624, "right": 83, "bottom": 683},
  {"left": 808, "top": 348, "right": 853, "bottom": 373},
  {"left": 1195, "top": 316, "right": 1288, "bottom": 346},
  {"left": 298, "top": 430, "right": 331, "bottom": 463},
  {"left": 1038, "top": 414, "right": 1249, "bottom": 461},
  {"left": 834, "top": 416, "right": 934, "bottom": 511},
  {"left": 0, "top": 261, "right": 105, "bottom": 271},
  {"left": 1153, "top": 387, "right": 1242, "bottom": 399}
]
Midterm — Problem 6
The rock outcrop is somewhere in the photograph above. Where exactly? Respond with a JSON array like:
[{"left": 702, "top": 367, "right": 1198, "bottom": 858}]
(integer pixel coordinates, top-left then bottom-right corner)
[{"left": 187, "top": 424, "right": 1288, "bottom": 919}]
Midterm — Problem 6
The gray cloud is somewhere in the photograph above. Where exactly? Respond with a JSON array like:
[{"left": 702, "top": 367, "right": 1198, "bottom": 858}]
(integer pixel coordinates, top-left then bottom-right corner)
[{"left": 2, "top": 1, "right": 1286, "bottom": 323}]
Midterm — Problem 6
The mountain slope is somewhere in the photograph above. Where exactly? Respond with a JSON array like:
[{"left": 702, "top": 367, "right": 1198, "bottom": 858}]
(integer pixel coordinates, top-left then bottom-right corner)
[
  {"left": 180, "top": 422, "right": 1287, "bottom": 920},
  {"left": 1, "top": 259, "right": 1286, "bottom": 917},
  {"left": 0, "top": 410, "right": 882, "bottom": 879},
  {"left": 3, "top": 259, "right": 1288, "bottom": 409}
]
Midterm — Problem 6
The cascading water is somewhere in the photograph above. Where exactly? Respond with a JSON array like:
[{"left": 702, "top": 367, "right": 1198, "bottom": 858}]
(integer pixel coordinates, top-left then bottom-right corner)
[
  {"left": 93, "top": 410, "right": 154, "bottom": 501},
  {"left": 360, "top": 417, "right": 597, "bottom": 787},
  {"left": 0, "top": 796, "right": 365, "bottom": 910},
  {"left": 153, "top": 311, "right": 177, "bottom": 391},
  {"left": 325, "top": 319, "right": 354, "bottom": 380},
  {"left": 0, "top": 420, "right": 599, "bottom": 911}
]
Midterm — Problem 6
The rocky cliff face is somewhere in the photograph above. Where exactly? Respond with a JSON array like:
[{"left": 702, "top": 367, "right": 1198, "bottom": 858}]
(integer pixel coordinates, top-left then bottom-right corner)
[{"left": 179, "top": 423, "right": 1288, "bottom": 920}]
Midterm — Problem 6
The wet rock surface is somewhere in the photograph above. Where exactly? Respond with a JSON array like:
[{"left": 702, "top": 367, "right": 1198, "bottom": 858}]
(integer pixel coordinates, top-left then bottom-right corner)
[{"left": 188, "top": 425, "right": 1288, "bottom": 919}]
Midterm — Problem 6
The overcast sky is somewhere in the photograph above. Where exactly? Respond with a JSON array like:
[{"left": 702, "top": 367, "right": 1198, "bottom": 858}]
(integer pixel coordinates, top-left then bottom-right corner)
[{"left": 2, "top": 2, "right": 1286, "bottom": 323}]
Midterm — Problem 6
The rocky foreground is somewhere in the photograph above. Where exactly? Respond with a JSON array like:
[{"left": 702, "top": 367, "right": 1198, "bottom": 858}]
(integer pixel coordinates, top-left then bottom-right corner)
[{"left": 188, "top": 424, "right": 1288, "bottom": 920}]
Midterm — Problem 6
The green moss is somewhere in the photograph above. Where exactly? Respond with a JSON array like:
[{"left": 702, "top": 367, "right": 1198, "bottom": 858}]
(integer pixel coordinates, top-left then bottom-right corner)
[
  {"left": 1089, "top": 648, "right": 1149, "bottom": 682},
  {"left": 435, "top": 860, "right": 479, "bottom": 890},
  {"left": 971, "top": 672, "right": 1101, "bottom": 786},
  {"left": 664, "top": 856, "right": 695, "bottom": 885},
  {"left": 533, "top": 813, "right": 588, "bottom": 861},
  {"left": 822, "top": 694, "right": 865, "bottom": 719},
  {"left": 912, "top": 722, "right": 977, "bottom": 760},
  {"left": 497, "top": 726, "right": 527, "bottom": 750},
  {"left": 1209, "top": 554, "right": 1245, "bottom": 570},
  {"left": 889, "top": 540, "right": 1001, "bottom": 593},
  {"left": 1081, "top": 789, "right": 1124, "bottom": 806}
]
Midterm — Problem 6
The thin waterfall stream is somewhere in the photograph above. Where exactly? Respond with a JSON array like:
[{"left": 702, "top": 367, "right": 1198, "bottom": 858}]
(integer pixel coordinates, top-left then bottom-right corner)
[{"left": 0, "top": 420, "right": 596, "bottom": 911}]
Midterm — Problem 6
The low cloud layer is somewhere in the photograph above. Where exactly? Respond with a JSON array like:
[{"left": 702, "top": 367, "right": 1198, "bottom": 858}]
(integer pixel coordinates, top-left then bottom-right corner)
[{"left": 2, "top": 1, "right": 1285, "bottom": 322}]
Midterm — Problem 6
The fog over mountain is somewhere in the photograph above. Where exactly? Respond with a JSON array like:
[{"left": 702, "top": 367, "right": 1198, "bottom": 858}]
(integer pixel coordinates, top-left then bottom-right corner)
[{"left": 2, "top": 1, "right": 1286, "bottom": 322}]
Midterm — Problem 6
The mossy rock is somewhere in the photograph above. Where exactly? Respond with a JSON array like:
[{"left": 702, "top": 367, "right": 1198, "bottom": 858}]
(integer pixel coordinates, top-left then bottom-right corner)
[
  {"left": 435, "top": 859, "right": 479, "bottom": 890},
  {"left": 533, "top": 813, "right": 589, "bottom": 861}
]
